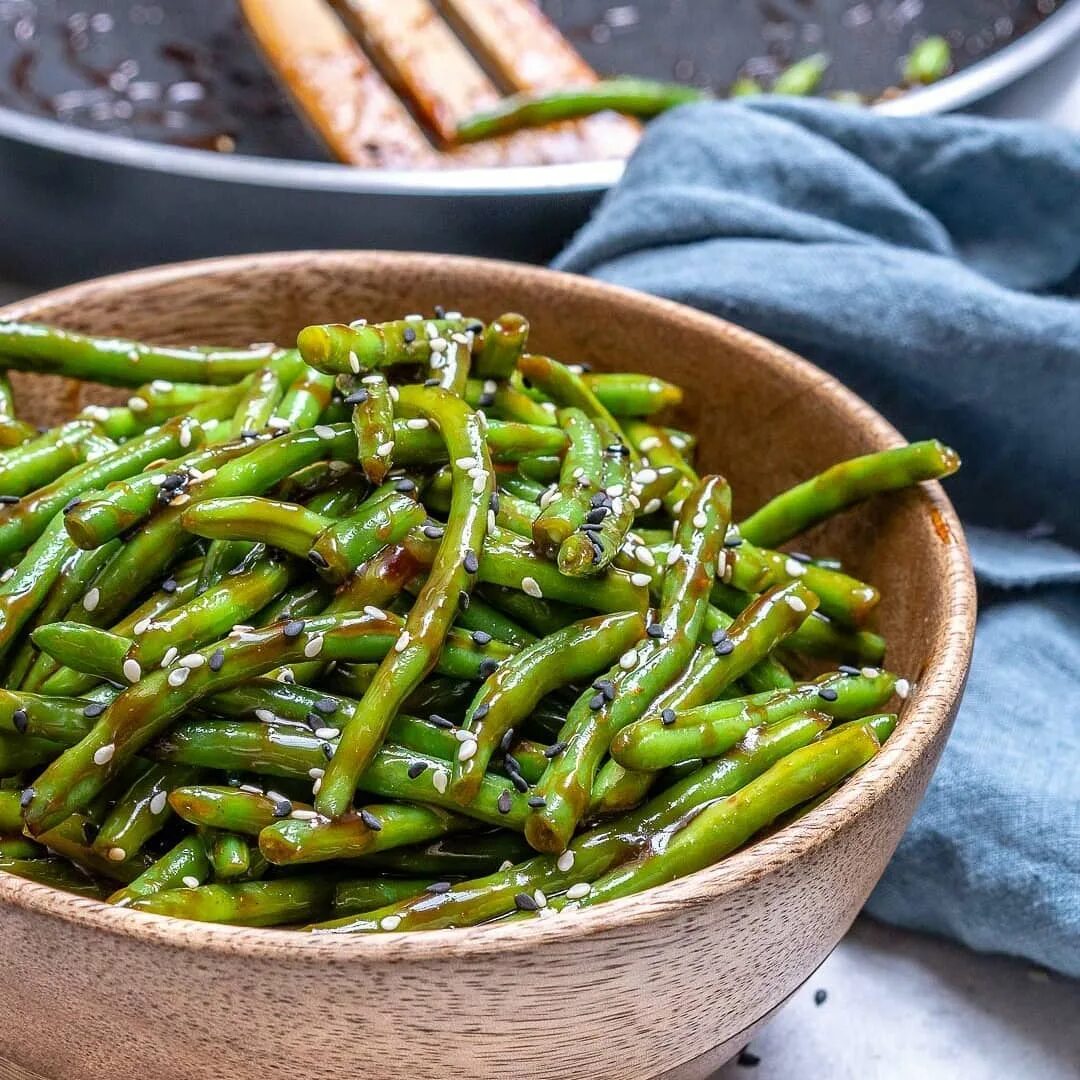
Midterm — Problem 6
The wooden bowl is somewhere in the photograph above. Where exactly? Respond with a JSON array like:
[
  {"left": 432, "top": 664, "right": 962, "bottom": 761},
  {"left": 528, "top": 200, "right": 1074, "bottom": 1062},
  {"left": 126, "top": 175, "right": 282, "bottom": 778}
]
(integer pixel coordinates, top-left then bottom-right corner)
[{"left": 0, "top": 252, "right": 974, "bottom": 1080}]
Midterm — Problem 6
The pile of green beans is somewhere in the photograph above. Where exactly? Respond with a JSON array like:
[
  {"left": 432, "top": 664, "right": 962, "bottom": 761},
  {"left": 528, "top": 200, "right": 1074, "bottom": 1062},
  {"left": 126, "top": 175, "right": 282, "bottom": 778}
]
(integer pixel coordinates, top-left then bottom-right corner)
[{"left": 0, "top": 311, "right": 959, "bottom": 931}]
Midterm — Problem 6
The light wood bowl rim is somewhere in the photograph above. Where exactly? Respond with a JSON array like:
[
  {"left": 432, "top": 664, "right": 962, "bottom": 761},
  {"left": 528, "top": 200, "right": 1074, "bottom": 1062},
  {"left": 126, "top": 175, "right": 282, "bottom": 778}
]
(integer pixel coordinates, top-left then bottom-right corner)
[{"left": 0, "top": 251, "right": 976, "bottom": 960}]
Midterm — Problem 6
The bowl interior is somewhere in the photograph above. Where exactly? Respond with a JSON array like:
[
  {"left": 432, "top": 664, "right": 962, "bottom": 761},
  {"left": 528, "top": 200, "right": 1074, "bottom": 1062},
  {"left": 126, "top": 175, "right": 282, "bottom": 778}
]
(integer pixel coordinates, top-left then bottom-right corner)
[{"left": 0, "top": 250, "right": 973, "bottom": 946}]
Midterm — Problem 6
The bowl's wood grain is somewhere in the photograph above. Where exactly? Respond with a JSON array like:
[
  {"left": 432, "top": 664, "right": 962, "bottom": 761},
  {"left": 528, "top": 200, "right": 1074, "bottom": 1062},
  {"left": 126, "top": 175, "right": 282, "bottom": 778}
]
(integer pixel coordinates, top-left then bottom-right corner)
[{"left": 0, "top": 252, "right": 975, "bottom": 1080}]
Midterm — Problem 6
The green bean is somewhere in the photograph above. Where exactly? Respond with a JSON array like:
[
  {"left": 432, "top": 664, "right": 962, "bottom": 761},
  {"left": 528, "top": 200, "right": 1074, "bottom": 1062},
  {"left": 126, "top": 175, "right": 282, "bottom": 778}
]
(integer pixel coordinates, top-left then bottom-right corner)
[
  {"left": 317, "top": 385, "right": 494, "bottom": 819},
  {"left": 739, "top": 441, "right": 961, "bottom": 548},
  {"left": 527, "top": 477, "right": 729, "bottom": 853},
  {"left": 582, "top": 372, "right": 683, "bottom": 417},
  {"left": 450, "top": 612, "right": 645, "bottom": 804},
  {"left": 0, "top": 857, "right": 107, "bottom": 897},
  {"left": 477, "top": 583, "right": 589, "bottom": 637},
  {"left": 332, "top": 878, "right": 430, "bottom": 915},
  {"left": 260, "top": 802, "right": 468, "bottom": 866},
  {"left": 297, "top": 316, "right": 480, "bottom": 377},
  {"left": 348, "top": 373, "right": 395, "bottom": 484},
  {"left": 276, "top": 366, "right": 337, "bottom": 430},
  {"left": 477, "top": 313, "right": 528, "bottom": 378},
  {"left": 93, "top": 763, "right": 200, "bottom": 862},
  {"left": 464, "top": 378, "right": 556, "bottom": 427},
  {"left": 610, "top": 669, "right": 899, "bottom": 770},
  {"left": 0, "top": 422, "right": 99, "bottom": 497},
  {"left": 129, "top": 877, "right": 335, "bottom": 926},
  {"left": 0, "top": 836, "right": 43, "bottom": 859},
  {"left": 904, "top": 36, "right": 951, "bottom": 85},
  {"left": 451, "top": 593, "right": 536, "bottom": 649},
  {"left": 171, "top": 785, "right": 298, "bottom": 836},
  {"left": 532, "top": 408, "right": 603, "bottom": 557},
  {"left": 37, "top": 813, "right": 153, "bottom": 883},
  {"left": 772, "top": 53, "right": 830, "bottom": 96},
  {"left": 208, "top": 831, "right": 253, "bottom": 880},
  {"left": 557, "top": 717, "right": 887, "bottom": 910},
  {"left": 624, "top": 420, "right": 696, "bottom": 514},
  {"left": 456, "top": 78, "right": 706, "bottom": 143},
  {"left": 0, "top": 322, "right": 284, "bottom": 385},
  {"left": 109, "top": 834, "right": 210, "bottom": 904}
]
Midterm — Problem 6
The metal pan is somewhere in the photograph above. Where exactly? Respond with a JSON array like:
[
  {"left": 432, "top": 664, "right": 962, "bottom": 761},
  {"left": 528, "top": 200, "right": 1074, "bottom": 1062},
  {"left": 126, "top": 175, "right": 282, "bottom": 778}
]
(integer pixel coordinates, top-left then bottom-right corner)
[{"left": 0, "top": 0, "right": 1078, "bottom": 284}]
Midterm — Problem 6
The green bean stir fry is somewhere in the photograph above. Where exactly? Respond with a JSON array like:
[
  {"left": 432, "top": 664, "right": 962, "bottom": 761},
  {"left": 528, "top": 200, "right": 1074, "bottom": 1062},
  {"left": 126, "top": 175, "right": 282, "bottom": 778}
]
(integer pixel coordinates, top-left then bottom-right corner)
[{"left": 0, "top": 311, "right": 959, "bottom": 931}]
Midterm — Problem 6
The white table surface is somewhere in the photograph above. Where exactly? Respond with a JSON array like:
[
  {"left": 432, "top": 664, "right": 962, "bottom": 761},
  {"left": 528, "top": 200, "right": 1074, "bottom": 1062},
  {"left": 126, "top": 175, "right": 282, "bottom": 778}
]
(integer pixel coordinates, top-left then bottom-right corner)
[{"left": 1, "top": 34, "right": 1078, "bottom": 1080}]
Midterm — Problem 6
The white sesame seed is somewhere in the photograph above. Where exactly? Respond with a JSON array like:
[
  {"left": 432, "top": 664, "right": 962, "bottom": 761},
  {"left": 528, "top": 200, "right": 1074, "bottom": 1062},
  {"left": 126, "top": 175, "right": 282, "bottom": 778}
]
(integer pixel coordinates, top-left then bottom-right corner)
[
  {"left": 458, "top": 739, "right": 478, "bottom": 762},
  {"left": 541, "top": 401, "right": 557, "bottom": 415},
  {"left": 539, "top": 485, "right": 558, "bottom": 508},
  {"left": 314, "top": 727, "right": 340, "bottom": 740},
  {"left": 862, "top": 667, "right": 880, "bottom": 679},
  {"left": 557, "top": 850, "right": 575, "bottom": 872},
  {"left": 405, "top": 313, "right": 422, "bottom": 322},
  {"left": 424, "top": 321, "right": 438, "bottom": 339},
  {"left": 571, "top": 466, "right": 585, "bottom": 480},
  {"left": 255, "top": 708, "right": 276, "bottom": 724},
  {"left": 362, "top": 374, "right": 382, "bottom": 385},
  {"left": 483, "top": 379, "right": 497, "bottom": 394},
  {"left": 636, "top": 546, "right": 655, "bottom": 567},
  {"left": 239, "top": 784, "right": 262, "bottom": 795},
  {"left": 666, "top": 544, "right": 683, "bottom": 567},
  {"left": 122, "top": 659, "right": 142, "bottom": 683},
  {"left": 784, "top": 557, "right": 807, "bottom": 578},
  {"left": 429, "top": 337, "right": 447, "bottom": 353},
  {"left": 785, "top": 595, "right": 808, "bottom": 613},
  {"left": 895, "top": 678, "right": 911, "bottom": 699},
  {"left": 630, "top": 572, "right": 652, "bottom": 588},
  {"left": 487, "top": 510, "right": 497, "bottom": 533},
  {"left": 363, "top": 605, "right": 387, "bottom": 619},
  {"left": 375, "top": 441, "right": 394, "bottom": 458},
  {"left": 266, "top": 417, "right": 290, "bottom": 431},
  {"left": 167, "top": 666, "right": 190, "bottom": 687},
  {"left": 432, "top": 768, "right": 449, "bottom": 794},
  {"left": 106, "top": 846, "right": 126, "bottom": 862},
  {"left": 149, "top": 791, "right": 168, "bottom": 815},
  {"left": 304, "top": 635, "right": 325, "bottom": 658},
  {"left": 314, "top": 424, "right": 335, "bottom": 441},
  {"left": 290, "top": 809, "right": 318, "bottom": 821},
  {"left": 348, "top": 351, "right": 361, "bottom": 373},
  {"left": 619, "top": 648, "right": 639, "bottom": 671},
  {"left": 635, "top": 468, "right": 658, "bottom": 485},
  {"left": 456, "top": 455, "right": 477, "bottom": 469},
  {"left": 605, "top": 484, "right": 624, "bottom": 498},
  {"left": 380, "top": 915, "right": 402, "bottom": 931},
  {"left": 160, "top": 647, "right": 178, "bottom": 668},
  {"left": 565, "top": 882, "right": 591, "bottom": 900},
  {"left": 521, "top": 576, "right": 543, "bottom": 599},
  {"left": 170, "top": 492, "right": 190, "bottom": 506},
  {"left": 349, "top": 319, "right": 367, "bottom": 328},
  {"left": 93, "top": 743, "right": 115, "bottom": 766},
  {"left": 0, "top": 568, "right": 13, "bottom": 583},
  {"left": 82, "top": 587, "right": 101, "bottom": 612},
  {"left": 127, "top": 396, "right": 148, "bottom": 412},
  {"left": 406, "top": 418, "right": 429, "bottom": 430},
  {"left": 179, "top": 425, "right": 192, "bottom": 449},
  {"left": 388, "top": 386, "right": 399, "bottom": 402},
  {"left": 672, "top": 498, "right": 686, "bottom": 514},
  {"left": 180, "top": 653, "right": 205, "bottom": 668},
  {"left": 670, "top": 435, "right": 688, "bottom": 450},
  {"left": 693, "top": 511, "right": 708, "bottom": 529},
  {"left": 533, "top": 889, "right": 548, "bottom": 908},
  {"left": 394, "top": 631, "right": 411, "bottom": 653},
  {"left": 308, "top": 767, "right": 325, "bottom": 780},
  {"left": 181, "top": 876, "right": 200, "bottom": 889},
  {"left": 498, "top": 860, "right": 514, "bottom": 872},
  {"left": 453, "top": 728, "right": 472, "bottom": 742}
]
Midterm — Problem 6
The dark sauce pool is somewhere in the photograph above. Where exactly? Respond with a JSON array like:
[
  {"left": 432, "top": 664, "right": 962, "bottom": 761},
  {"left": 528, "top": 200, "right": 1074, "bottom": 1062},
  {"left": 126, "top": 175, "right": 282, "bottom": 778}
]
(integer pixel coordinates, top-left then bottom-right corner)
[{"left": 0, "top": 0, "right": 1067, "bottom": 162}]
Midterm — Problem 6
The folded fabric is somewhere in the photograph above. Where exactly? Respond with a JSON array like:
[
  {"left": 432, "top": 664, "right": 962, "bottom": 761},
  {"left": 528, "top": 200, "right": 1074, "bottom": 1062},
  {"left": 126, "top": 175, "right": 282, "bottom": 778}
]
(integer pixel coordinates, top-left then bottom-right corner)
[{"left": 555, "top": 99, "right": 1080, "bottom": 976}]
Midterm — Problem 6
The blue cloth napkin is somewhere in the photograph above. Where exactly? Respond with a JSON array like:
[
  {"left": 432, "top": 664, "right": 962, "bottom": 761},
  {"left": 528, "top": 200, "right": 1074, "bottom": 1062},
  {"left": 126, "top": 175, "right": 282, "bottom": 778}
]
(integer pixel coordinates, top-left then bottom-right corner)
[{"left": 555, "top": 100, "right": 1080, "bottom": 977}]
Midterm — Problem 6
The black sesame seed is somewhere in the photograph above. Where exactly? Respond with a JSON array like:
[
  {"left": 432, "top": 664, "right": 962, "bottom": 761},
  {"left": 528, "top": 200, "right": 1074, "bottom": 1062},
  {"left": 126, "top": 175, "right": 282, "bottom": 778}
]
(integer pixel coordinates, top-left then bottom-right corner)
[
  {"left": 478, "top": 659, "right": 499, "bottom": 678},
  {"left": 588, "top": 693, "right": 605, "bottom": 711},
  {"left": 308, "top": 550, "right": 330, "bottom": 570},
  {"left": 0, "top": 494, "right": 20, "bottom": 505},
  {"left": 585, "top": 507, "right": 608, "bottom": 525},
  {"left": 581, "top": 521, "right": 604, "bottom": 534},
  {"left": 789, "top": 551, "right": 812, "bottom": 563},
  {"left": 504, "top": 753, "right": 521, "bottom": 773},
  {"left": 593, "top": 679, "right": 616, "bottom": 701},
  {"left": 467, "top": 321, "right": 484, "bottom": 334},
  {"left": 272, "top": 799, "right": 292, "bottom": 819},
  {"left": 463, "top": 549, "right": 479, "bottom": 574},
  {"left": 407, "top": 760, "right": 427, "bottom": 779},
  {"left": 814, "top": 989, "right": 828, "bottom": 1006},
  {"left": 395, "top": 479, "right": 416, "bottom": 493},
  {"left": 514, "top": 891, "right": 539, "bottom": 911},
  {"left": 161, "top": 472, "right": 186, "bottom": 490},
  {"left": 543, "top": 741, "right": 566, "bottom": 758},
  {"left": 208, "top": 648, "right": 225, "bottom": 672},
  {"left": 714, "top": 639, "right": 735, "bottom": 656},
  {"left": 359, "top": 809, "right": 382, "bottom": 831},
  {"left": 527, "top": 795, "right": 546, "bottom": 809},
  {"left": 83, "top": 702, "right": 107, "bottom": 718},
  {"left": 737, "top": 1050, "right": 760, "bottom": 1068},
  {"left": 62, "top": 497, "right": 82, "bottom": 514},
  {"left": 459, "top": 590, "right": 471, "bottom": 610},
  {"left": 344, "top": 389, "right": 370, "bottom": 405},
  {"left": 520, "top": 377, "right": 533, "bottom": 390},
  {"left": 427, "top": 880, "right": 452, "bottom": 894},
  {"left": 19, "top": 787, "right": 34, "bottom": 809},
  {"left": 305, "top": 711, "right": 322, "bottom": 731},
  {"left": 500, "top": 728, "right": 515, "bottom": 753},
  {"left": 315, "top": 697, "right": 337, "bottom": 715},
  {"left": 11, "top": 708, "right": 28, "bottom": 734},
  {"left": 489, "top": 492, "right": 500, "bottom": 513},
  {"left": 473, "top": 702, "right": 490, "bottom": 721},
  {"left": 723, "top": 536, "right": 743, "bottom": 548},
  {"left": 497, "top": 789, "right": 512, "bottom": 814},
  {"left": 82, "top": 820, "right": 100, "bottom": 844},
  {"left": 240, "top": 429, "right": 258, "bottom": 440},
  {"left": 428, "top": 713, "right": 455, "bottom": 730},
  {"left": 422, "top": 524, "right": 445, "bottom": 540},
  {"left": 818, "top": 687, "right": 839, "bottom": 702},
  {"left": 589, "top": 492, "right": 608, "bottom": 509},
  {"left": 282, "top": 619, "right": 305, "bottom": 639},
  {"left": 472, "top": 630, "right": 492, "bottom": 646},
  {"left": 403, "top": 326, "right": 417, "bottom": 343},
  {"left": 838, "top": 665, "right": 861, "bottom": 676},
  {"left": 646, "top": 623, "right": 664, "bottom": 639},
  {"left": 508, "top": 770, "right": 529, "bottom": 794},
  {"left": 321, "top": 742, "right": 334, "bottom": 760},
  {"left": 479, "top": 393, "right": 495, "bottom": 407},
  {"left": 433, "top": 305, "right": 446, "bottom": 318},
  {"left": 710, "top": 629, "right": 727, "bottom": 644},
  {"left": 661, "top": 708, "right": 676, "bottom": 726}
]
